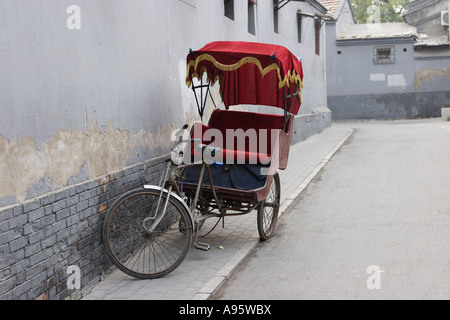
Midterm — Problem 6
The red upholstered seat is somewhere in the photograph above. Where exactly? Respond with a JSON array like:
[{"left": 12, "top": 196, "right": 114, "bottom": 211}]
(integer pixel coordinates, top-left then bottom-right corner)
[{"left": 189, "top": 109, "right": 290, "bottom": 165}]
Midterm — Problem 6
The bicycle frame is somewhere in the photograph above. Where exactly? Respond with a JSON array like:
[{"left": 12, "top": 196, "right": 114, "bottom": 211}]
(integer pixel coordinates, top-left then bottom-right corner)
[{"left": 143, "top": 136, "right": 217, "bottom": 250}]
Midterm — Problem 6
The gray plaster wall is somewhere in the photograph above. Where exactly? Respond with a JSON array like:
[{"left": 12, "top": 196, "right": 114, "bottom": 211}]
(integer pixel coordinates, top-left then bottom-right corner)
[
  {"left": 328, "top": 92, "right": 417, "bottom": 119},
  {"left": 328, "top": 43, "right": 416, "bottom": 96},
  {"left": 414, "top": 53, "right": 450, "bottom": 114},
  {"left": 291, "top": 107, "right": 332, "bottom": 144},
  {"left": 414, "top": 54, "right": 450, "bottom": 93},
  {"left": 326, "top": 22, "right": 416, "bottom": 97}
]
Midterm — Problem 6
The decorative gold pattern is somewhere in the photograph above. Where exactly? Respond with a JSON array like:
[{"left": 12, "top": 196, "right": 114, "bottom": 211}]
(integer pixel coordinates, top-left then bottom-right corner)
[{"left": 186, "top": 53, "right": 303, "bottom": 91}]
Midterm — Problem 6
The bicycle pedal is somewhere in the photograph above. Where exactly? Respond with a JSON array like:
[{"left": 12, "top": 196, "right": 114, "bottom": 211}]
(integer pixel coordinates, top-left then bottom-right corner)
[{"left": 195, "top": 242, "right": 210, "bottom": 251}]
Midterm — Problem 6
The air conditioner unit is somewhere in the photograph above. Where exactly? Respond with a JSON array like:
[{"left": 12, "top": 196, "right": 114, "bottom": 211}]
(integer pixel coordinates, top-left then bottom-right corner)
[{"left": 441, "top": 10, "right": 449, "bottom": 26}]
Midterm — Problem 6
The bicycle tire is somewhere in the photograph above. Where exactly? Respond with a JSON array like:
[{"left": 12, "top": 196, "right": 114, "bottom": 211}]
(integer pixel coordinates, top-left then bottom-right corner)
[
  {"left": 102, "top": 187, "right": 192, "bottom": 279},
  {"left": 257, "top": 172, "right": 280, "bottom": 241}
]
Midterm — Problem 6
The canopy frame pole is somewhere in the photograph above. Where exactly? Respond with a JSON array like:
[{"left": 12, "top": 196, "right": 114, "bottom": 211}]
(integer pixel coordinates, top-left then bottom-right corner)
[{"left": 283, "top": 82, "right": 300, "bottom": 130}]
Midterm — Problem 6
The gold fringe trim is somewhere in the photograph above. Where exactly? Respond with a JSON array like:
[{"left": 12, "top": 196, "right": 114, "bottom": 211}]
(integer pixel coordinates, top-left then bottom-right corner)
[{"left": 185, "top": 53, "right": 303, "bottom": 92}]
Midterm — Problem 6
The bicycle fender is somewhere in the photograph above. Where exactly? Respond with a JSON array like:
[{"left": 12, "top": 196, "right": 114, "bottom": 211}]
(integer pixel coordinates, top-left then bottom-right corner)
[{"left": 142, "top": 185, "right": 193, "bottom": 227}]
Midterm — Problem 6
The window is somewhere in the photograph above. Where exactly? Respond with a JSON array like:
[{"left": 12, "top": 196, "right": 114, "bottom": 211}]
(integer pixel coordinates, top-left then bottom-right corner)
[
  {"left": 224, "top": 0, "right": 234, "bottom": 20},
  {"left": 314, "top": 19, "right": 320, "bottom": 55},
  {"left": 296, "top": 11, "right": 302, "bottom": 43},
  {"left": 248, "top": 0, "right": 256, "bottom": 35},
  {"left": 374, "top": 46, "right": 395, "bottom": 64},
  {"left": 273, "top": 0, "right": 278, "bottom": 33},
  {"left": 378, "top": 49, "right": 391, "bottom": 60}
]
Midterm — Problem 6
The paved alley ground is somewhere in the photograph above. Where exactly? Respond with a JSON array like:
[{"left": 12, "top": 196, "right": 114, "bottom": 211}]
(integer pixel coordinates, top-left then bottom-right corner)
[{"left": 214, "top": 119, "right": 450, "bottom": 300}]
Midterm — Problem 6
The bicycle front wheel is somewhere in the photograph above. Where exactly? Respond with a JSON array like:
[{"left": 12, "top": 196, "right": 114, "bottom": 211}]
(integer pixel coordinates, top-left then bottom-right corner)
[{"left": 102, "top": 188, "right": 192, "bottom": 279}]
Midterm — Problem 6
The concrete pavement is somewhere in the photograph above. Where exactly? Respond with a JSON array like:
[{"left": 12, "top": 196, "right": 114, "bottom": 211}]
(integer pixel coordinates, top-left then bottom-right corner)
[{"left": 83, "top": 123, "right": 353, "bottom": 300}]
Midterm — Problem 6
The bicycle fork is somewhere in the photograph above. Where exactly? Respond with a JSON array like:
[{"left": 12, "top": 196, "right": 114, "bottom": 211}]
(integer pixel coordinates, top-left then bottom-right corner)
[
  {"left": 143, "top": 184, "right": 173, "bottom": 233},
  {"left": 143, "top": 161, "right": 175, "bottom": 233}
]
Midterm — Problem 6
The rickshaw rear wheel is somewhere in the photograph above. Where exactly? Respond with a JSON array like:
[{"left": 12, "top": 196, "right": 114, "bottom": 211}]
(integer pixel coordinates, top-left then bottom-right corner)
[{"left": 257, "top": 172, "right": 280, "bottom": 241}]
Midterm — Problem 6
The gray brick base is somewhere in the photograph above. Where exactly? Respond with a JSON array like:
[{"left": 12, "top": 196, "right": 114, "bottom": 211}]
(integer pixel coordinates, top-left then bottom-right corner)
[{"left": 0, "top": 155, "right": 168, "bottom": 300}]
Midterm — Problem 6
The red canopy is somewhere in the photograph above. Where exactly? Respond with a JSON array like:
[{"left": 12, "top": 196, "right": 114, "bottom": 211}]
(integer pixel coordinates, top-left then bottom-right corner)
[{"left": 186, "top": 41, "right": 303, "bottom": 115}]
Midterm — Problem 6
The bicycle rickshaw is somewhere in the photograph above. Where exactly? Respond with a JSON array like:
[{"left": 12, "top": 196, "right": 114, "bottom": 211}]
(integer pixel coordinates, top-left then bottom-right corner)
[{"left": 102, "top": 41, "right": 304, "bottom": 279}]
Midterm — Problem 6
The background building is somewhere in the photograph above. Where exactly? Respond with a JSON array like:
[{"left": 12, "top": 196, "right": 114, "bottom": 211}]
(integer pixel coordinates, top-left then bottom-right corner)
[{"left": 322, "top": 0, "right": 450, "bottom": 119}]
